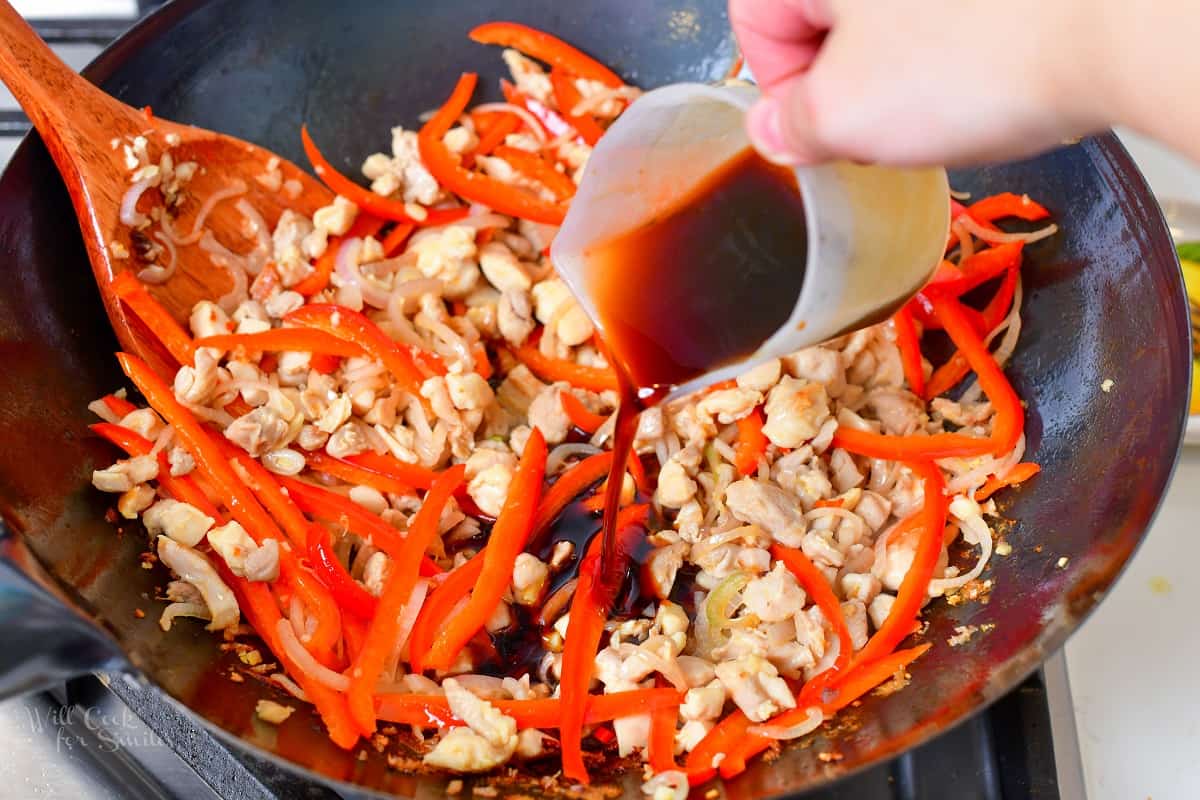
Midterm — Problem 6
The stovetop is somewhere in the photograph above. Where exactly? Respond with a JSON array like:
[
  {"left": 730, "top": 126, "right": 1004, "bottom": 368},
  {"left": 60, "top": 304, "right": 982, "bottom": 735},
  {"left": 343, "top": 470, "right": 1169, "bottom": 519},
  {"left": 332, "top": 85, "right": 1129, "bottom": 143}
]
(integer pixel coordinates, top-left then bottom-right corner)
[{"left": 0, "top": 3, "right": 1086, "bottom": 798}]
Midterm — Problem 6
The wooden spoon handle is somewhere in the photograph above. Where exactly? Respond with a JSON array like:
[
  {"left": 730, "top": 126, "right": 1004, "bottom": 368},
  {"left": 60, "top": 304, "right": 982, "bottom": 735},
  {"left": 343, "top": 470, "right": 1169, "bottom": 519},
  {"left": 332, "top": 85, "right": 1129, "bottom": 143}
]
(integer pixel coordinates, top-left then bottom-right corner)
[{"left": 0, "top": 1, "right": 125, "bottom": 164}]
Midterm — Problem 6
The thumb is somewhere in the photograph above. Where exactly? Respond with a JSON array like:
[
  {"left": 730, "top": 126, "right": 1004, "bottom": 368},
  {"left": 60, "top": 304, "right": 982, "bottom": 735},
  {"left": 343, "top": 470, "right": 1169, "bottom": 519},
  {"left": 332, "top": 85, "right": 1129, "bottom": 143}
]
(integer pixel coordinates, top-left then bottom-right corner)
[{"left": 745, "top": 79, "right": 833, "bottom": 166}]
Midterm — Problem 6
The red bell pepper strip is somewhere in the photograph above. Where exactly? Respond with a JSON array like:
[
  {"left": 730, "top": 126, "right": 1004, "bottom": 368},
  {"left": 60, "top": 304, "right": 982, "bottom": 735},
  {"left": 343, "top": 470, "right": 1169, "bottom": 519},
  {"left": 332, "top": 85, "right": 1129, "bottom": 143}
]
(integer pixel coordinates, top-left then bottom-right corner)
[
  {"left": 648, "top": 703, "right": 679, "bottom": 774},
  {"left": 194, "top": 328, "right": 368, "bottom": 358},
  {"left": 559, "top": 390, "right": 606, "bottom": 434},
  {"left": 346, "top": 464, "right": 466, "bottom": 735},
  {"left": 560, "top": 503, "right": 649, "bottom": 783},
  {"left": 110, "top": 271, "right": 196, "bottom": 367},
  {"left": 407, "top": 553, "right": 485, "bottom": 673},
  {"left": 529, "top": 451, "right": 613, "bottom": 542},
  {"left": 225, "top": 570, "right": 360, "bottom": 749},
  {"left": 472, "top": 110, "right": 523, "bottom": 159},
  {"left": 344, "top": 450, "right": 441, "bottom": 491},
  {"left": 308, "top": 353, "right": 341, "bottom": 374},
  {"left": 277, "top": 476, "right": 442, "bottom": 577},
  {"left": 301, "top": 125, "right": 469, "bottom": 227},
  {"left": 933, "top": 242, "right": 1024, "bottom": 297},
  {"left": 924, "top": 265, "right": 1019, "bottom": 399},
  {"left": 89, "top": 423, "right": 222, "bottom": 520},
  {"left": 286, "top": 303, "right": 426, "bottom": 393},
  {"left": 418, "top": 73, "right": 567, "bottom": 225},
  {"left": 975, "top": 461, "right": 1041, "bottom": 501},
  {"left": 732, "top": 408, "right": 769, "bottom": 476},
  {"left": 892, "top": 307, "right": 926, "bottom": 397},
  {"left": 468, "top": 22, "right": 623, "bottom": 87},
  {"left": 375, "top": 687, "right": 681, "bottom": 730},
  {"left": 509, "top": 331, "right": 620, "bottom": 391},
  {"left": 851, "top": 459, "right": 946, "bottom": 668},
  {"left": 304, "top": 450, "right": 416, "bottom": 496},
  {"left": 380, "top": 222, "right": 415, "bottom": 257},
  {"left": 291, "top": 213, "right": 386, "bottom": 297},
  {"left": 549, "top": 68, "right": 605, "bottom": 145},
  {"left": 306, "top": 522, "right": 379, "bottom": 620},
  {"left": 493, "top": 144, "right": 577, "bottom": 202},
  {"left": 967, "top": 192, "right": 1050, "bottom": 224},
  {"left": 685, "top": 710, "right": 752, "bottom": 784},
  {"left": 424, "top": 429, "right": 546, "bottom": 670},
  {"left": 100, "top": 393, "right": 139, "bottom": 418}
]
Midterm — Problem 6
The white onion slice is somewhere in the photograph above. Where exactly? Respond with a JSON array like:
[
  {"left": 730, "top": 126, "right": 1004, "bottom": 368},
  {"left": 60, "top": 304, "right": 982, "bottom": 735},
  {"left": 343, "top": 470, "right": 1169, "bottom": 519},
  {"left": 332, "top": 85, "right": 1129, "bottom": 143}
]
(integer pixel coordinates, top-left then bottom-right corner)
[
  {"left": 748, "top": 707, "right": 825, "bottom": 740},
  {"left": 546, "top": 442, "right": 601, "bottom": 475},
  {"left": 956, "top": 214, "right": 1058, "bottom": 245},
  {"left": 170, "top": 179, "right": 248, "bottom": 246},
  {"left": 201, "top": 231, "right": 249, "bottom": 312},
  {"left": 569, "top": 85, "right": 641, "bottom": 116},
  {"left": 137, "top": 230, "right": 179, "bottom": 284},
  {"left": 471, "top": 102, "right": 548, "bottom": 143},
  {"left": 333, "top": 238, "right": 390, "bottom": 309},
  {"left": 234, "top": 198, "right": 272, "bottom": 276},
  {"left": 120, "top": 177, "right": 154, "bottom": 227},
  {"left": 274, "top": 619, "right": 350, "bottom": 692},
  {"left": 269, "top": 672, "right": 310, "bottom": 702}
]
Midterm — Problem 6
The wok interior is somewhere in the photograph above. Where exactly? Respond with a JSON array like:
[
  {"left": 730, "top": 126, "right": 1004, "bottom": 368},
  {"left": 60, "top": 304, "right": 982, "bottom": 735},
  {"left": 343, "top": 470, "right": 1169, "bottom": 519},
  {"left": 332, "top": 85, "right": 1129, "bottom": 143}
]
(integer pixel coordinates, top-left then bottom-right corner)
[{"left": 0, "top": 0, "right": 1188, "bottom": 796}]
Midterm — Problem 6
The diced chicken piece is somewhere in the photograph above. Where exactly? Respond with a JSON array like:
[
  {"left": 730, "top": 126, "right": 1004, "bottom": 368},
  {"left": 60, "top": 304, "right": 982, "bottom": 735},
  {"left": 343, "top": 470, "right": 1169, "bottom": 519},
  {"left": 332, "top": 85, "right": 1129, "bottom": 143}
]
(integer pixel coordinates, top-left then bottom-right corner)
[
  {"left": 868, "top": 593, "right": 896, "bottom": 630},
  {"left": 296, "top": 424, "right": 329, "bottom": 451},
  {"left": 681, "top": 680, "right": 726, "bottom": 722},
  {"left": 800, "top": 530, "right": 844, "bottom": 568},
  {"left": 118, "top": 484, "right": 156, "bottom": 519},
  {"left": 263, "top": 290, "right": 304, "bottom": 319},
  {"left": 656, "top": 459, "right": 698, "bottom": 509},
  {"left": 762, "top": 377, "right": 831, "bottom": 448},
  {"left": 255, "top": 699, "right": 295, "bottom": 724},
  {"left": 511, "top": 553, "right": 549, "bottom": 606},
  {"left": 412, "top": 225, "right": 480, "bottom": 298},
  {"left": 697, "top": 387, "right": 762, "bottom": 425},
  {"left": 644, "top": 541, "right": 688, "bottom": 599},
  {"left": 856, "top": 491, "right": 893, "bottom": 531},
  {"left": 173, "top": 349, "right": 222, "bottom": 406},
  {"left": 313, "top": 195, "right": 357, "bottom": 237},
  {"left": 783, "top": 346, "right": 845, "bottom": 398},
  {"left": 531, "top": 278, "right": 593, "bottom": 347},
  {"left": 224, "top": 407, "right": 291, "bottom": 457},
  {"left": 724, "top": 478, "right": 806, "bottom": 544},
  {"left": 206, "top": 521, "right": 277, "bottom": 581},
  {"left": 931, "top": 397, "right": 995, "bottom": 428},
  {"left": 442, "top": 125, "right": 478, "bottom": 154},
  {"left": 842, "top": 600, "right": 869, "bottom": 650},
  {"left": 423, "top": 678, "right": 518, "bottom": 772},
  {"left": 468, "top": 462, "right": 515, "bottom": 518},
  {"left": 501, "top": 49, "right": 553, "bottom": 104},
  {"left": 326, "top": 421, "right": 370, "bottom": 459},
  {"left": 742, "top": 563, "right": 807, "bottom": 623},
  {"left": 156, "top": 536, "right": 239, "bottom": 630},
  {"left": 526, "top": 384, "right": 572, "bottom": 444},
  {"left": 271, "top": 210, "right": 315, "bottom": 286},
  {"left": 445, "top": 372, "right": 494, "bottom": 411},
  {"left": 497, "top": 289, "right": 536, "bottom": 346},
  {"left": 673, "top": 500, "right": 704, "bottom": 542},
  {"left": 842, "top": 572, "right": 882, "bottom": 604},
  {"left": 770, "top": 450, "right": 834, "bottom": 513},
  {"left": 142, "top": 499, "right": 215, "bottom": 547},
  {"left": 669, "top": 403, "right": 716, "bottom": 448},
  {"left": 92, "top": 454, "right": 158, "bottom": 493},
  {"left": 167, "top": 446, "right": 194, "bottom": 477},
  {"left": 829, "top": 448, "right": 865, "bottom": 493},
  {"left": 714, "top": 655, "right": 796, "bottom": 722},
  {"left": 867, "top": 390, "right": 925, "bottom": 436},
  {"left": 188, "top": 300, "right": 229, "bottom": 339},
  {"left": 677, "top": 655, "right": 717, "bottom": 688},
  {"left": 117, "top": 408, "right": 164, "bottom": 441},
  {"left": 478, "top": 241, "right": 531, "bottom": 293},
  {"left": 362, "top": 551, "right": 389, "bottom": 597},
  {"left": 613, "top": 710, "right": 651, "bottom": 758},
  {"left": 677, "top": 719, "right": 715, "bottom": 754},
  {"left": 737, "top": 358, "right": 782, "bottom": 393}
]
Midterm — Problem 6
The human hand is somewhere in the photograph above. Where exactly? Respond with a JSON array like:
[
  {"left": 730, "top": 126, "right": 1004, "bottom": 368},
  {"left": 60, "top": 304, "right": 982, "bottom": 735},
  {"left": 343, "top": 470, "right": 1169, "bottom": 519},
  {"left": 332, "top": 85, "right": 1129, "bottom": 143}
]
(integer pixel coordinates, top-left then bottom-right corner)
[{"left": 731, "top": 0, "right": 1119, "bottom": 167}]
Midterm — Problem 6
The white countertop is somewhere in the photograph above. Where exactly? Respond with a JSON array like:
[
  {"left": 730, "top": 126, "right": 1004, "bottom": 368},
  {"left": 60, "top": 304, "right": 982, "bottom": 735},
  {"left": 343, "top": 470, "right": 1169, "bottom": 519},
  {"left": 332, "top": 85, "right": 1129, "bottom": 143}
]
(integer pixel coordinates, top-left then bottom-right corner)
[{"left": 1062, "top": 131, "right": 1198, "bottom": 800}]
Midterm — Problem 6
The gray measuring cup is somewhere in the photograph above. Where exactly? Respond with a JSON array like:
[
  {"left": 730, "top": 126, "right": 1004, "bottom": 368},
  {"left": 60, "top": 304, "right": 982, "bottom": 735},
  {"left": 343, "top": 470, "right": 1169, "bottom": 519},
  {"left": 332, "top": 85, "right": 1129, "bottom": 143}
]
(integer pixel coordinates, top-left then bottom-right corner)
[{"left": 551, "top": 83, "right": 950, "bottom": 399}]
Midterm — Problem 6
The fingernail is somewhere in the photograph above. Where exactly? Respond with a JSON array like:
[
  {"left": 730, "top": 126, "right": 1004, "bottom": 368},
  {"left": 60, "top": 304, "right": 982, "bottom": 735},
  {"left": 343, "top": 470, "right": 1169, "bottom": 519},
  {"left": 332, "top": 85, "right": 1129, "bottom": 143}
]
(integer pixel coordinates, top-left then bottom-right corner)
[{"left": 747, "top": 97, "right": 798, "bottom": 166}]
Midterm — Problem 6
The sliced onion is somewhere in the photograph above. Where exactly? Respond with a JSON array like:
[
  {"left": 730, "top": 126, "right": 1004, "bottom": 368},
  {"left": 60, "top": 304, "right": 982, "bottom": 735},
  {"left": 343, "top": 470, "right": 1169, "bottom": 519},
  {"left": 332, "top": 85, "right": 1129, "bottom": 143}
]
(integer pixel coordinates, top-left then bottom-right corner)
[
  {"left": 390, "top": 579, "right": 429, "bottom": 663},
  {"left": 805, "top": 506, "right": 868, "bottom": 541},
  {"left": 201, "top": 231, "right": 249, "bottom": 312},
  {"left": 546, "top": 442, "right": 601, "bottom": 475},
  {"left": 956, "top": 214, "right": 1059, "bottom": 245},
  {"left": 333, "top": 237, "right": 390, "bottom": 309},
  {"left": 170, "top": 179, "right": 248, "bottom": 246},
  {"left": 120, "top": 177, "right": 154, "bottom": 228},
  {"left": 959, "top": 276, "right": 1024, "bottom": 406},
  {"left": 471, "top": 102, "right": 548, "bottom": 143},
  {"left": 234, "top": 198, "right": 271, "bottom": 276},
  {"left": 949, "top": 189, "right": 972, "bottom": 201},
  {"left": 748, "top": 707, "right": 824, "bottom": 740},
  {"left": 569, "top": 85, "right": 641, "bottom": 117},
  {"left": 269, "top": 672, "right": 310, "bottom": 702},
  {"left": 617, "top": 640, "right": 689, "bottom": 690},
  {"left": 137, "top": 231, "right": 179, "bottom": 284},
  {"left": 952, "top": 219, "right": 975, "bottom": 261},
  {"left": 537, "top": 577, "right": 577, "bottom": 627},
  {"left": 158, "top": 601, "right": 211, "bottom": 631},
  {"left": 695, "top": 571, "right": 750, "bottom": 656},
  {"left": 450, "top": 674, "right": 510, "bottom": 699},
  {"left": 928, "top": 505, "right": 993, "bottom": 597},
  {"left": 275, "top": 618, "right": 350, "bottom": 691}
]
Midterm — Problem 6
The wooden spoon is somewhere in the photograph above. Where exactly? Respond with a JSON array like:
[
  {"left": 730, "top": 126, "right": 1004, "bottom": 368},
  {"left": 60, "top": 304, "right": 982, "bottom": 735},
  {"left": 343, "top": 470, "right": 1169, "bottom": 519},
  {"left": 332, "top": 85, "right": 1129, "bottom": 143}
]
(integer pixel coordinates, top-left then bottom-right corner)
[{"left": 0, "top": 1, "right": 333, "bottom": 375}]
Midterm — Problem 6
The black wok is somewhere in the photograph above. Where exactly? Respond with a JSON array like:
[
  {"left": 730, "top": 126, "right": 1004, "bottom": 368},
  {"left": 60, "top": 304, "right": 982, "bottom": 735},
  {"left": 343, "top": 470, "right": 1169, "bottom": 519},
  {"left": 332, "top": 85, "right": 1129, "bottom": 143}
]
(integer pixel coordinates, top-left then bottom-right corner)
[{"left": 0, "top": 1, "right": 1190, "bottom": 797}]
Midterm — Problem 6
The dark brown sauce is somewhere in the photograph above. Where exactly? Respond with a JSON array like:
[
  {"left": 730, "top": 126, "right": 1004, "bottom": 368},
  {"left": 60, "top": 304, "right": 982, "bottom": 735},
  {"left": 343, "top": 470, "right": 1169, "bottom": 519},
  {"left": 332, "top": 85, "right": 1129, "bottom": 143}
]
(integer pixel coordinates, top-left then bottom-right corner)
[
  {"left": 584, "top": 147, "right": 808, "bottom": 393},
  {"left": 588, "top": 149, "right": 808, "bottom": 597},
  {"left": 487, "top": 149, "right": 809, "bottom": 677}
]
